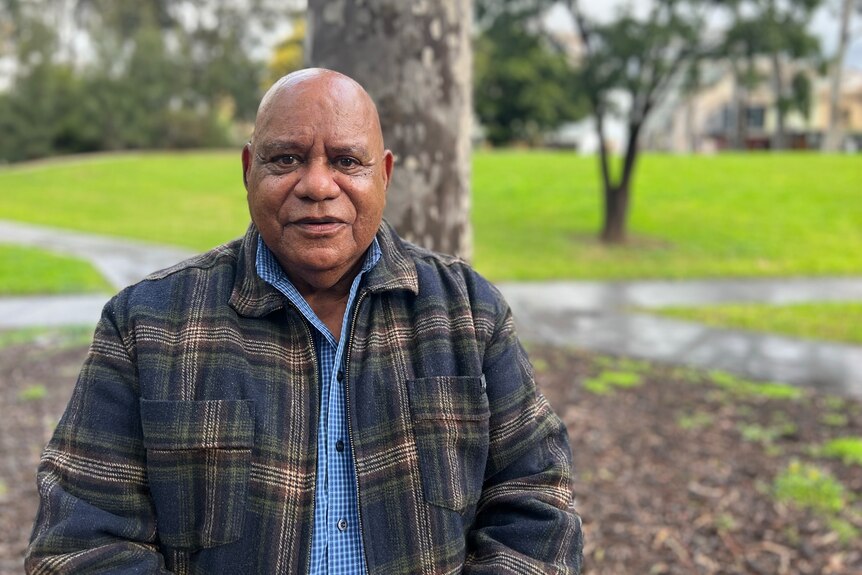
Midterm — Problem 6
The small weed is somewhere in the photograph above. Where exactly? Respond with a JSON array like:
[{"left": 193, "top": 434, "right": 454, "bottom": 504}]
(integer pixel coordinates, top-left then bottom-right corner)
[
  {"left": 0, "top": 479, "right": 7, "bottom": 498},
  {"left": 677, "top": 412, "right": 714, "bottom": 430},
  {"left": 708, "top": 371, "right": 803, "bottom": 400},
  {"left": 774, "top": 460, "right": 847, "bottom": 515},
  {"left": 583, "top": 370, "right": 643, "bottom": 395},
  {"left": 616, "top": 357, "right": 650, "bottom": 373},
  {"left": 738, "top": 422, "right": 797, "bottom": 445},
  {"left": 824, "top": 397, "right": 847, "bottom": 411},
  {"left": 821, "top": 437, "right": 862, "bottom": 466},
  {"left": 821, "top": 413, "right": 850, "bottom": 427},
  {"left": 714, "top": 513, "right": 737, "bottom": 533},
  {"left": 18, "top": 384, "right": 47, "bottom": 401},
  {"left": 670, "top": 367, "right": 703, "bottom": 384},
  {"left": 827, "top": 517, "right": 860, "bottom": 544},
  {"left": 531, "top": 358, "right": 549, "bottom": 374}
]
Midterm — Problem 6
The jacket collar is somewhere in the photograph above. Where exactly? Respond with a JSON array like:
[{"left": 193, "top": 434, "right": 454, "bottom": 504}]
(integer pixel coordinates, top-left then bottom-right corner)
[{"left": 229, "top": 220, "right": 418, "bottom": 318}]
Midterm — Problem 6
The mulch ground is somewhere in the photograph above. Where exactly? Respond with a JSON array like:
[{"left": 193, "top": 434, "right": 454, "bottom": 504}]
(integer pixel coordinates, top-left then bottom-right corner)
[{"left": 1, "top": 339, "right": 860, "bottom": 574}]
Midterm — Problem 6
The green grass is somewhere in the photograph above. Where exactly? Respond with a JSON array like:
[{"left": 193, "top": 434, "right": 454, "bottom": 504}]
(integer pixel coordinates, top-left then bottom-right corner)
[
  {"left": 654, "top": 302, "right": 862, "bottom": 345},
  {"left": 0, "top": 151, "right": 250, "bottom": 251},
  {"left": 582, "top": 369, "right": 643, "bottom": 395},
  {"left": 473, "top": 151, "right": 861, "bottom": 280},
  {"left": 708, "top": 370, "right": 803, "bottom": 400},
  {"left": 0, "top": 244, "right": 112, "bottom": 295},
  {"left": 821, "top": 437, "right": 862, "bottom": 466},
  {"left": 0, "top": 326, "right": 94, "bottom": 350},
  {"left": 1, "top": 150, "right": 860, "bottom": 280},
  {"left": 774, "top": 459, "right": 848, "bottom": 515}
]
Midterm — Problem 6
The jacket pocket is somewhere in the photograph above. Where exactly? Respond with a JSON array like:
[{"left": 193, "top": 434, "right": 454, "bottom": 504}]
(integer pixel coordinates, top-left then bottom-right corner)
[
  {"left": 406, "top": 376, "right": 490, "bottom": 512},
  {"left": 140, "top": 399, "right": 255, "bottom": 550}
]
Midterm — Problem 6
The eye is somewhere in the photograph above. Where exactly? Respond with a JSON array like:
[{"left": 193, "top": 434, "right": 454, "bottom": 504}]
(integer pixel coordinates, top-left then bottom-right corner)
[
  {"left": 272, "top": 154, "right": 301, "bottom": 166},
  {"left": 334, "top": 157, "right": 359, "bottom": 169}
]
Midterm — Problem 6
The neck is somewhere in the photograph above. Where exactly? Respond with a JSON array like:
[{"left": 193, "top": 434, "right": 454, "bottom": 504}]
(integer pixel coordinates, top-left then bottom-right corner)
[{"left": 281, "top": 258, "right": 365, "bottom": 341}]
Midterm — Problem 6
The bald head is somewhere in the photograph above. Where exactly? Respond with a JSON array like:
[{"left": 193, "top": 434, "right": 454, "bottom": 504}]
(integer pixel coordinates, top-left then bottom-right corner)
[{"left": 252, "top": 68, "right": 383, "bottom": 147}]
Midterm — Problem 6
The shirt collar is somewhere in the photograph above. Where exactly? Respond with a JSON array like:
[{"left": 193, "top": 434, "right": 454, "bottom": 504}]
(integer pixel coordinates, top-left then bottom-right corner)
[
  {"left": 229, "top": 221, "right": 419, "bottom": 318},
  {"left": 254, "top": 234, "right": 382, "bottom": 292}
]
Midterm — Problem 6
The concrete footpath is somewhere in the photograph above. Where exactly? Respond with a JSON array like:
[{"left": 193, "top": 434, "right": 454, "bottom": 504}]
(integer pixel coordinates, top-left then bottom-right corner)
[{"left": 3, "top": 220, "right": 862, "bottom": 398}]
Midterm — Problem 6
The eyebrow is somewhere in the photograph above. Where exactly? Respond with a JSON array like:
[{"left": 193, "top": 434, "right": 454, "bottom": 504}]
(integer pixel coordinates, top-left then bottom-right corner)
[
  {"left": 327, "top": 144, "right": 369, "bottom": 157},
  {"left": 254, "top": 139, "right": 372, "bottom": 159},
  {"left": 255, "top": 139, "right": 307, "bottom": 154}
]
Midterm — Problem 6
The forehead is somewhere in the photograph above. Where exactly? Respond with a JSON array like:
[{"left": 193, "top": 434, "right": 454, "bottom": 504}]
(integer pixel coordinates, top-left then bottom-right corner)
[{"left": 255, "top": 78, "right": 378, "bottom": 147}]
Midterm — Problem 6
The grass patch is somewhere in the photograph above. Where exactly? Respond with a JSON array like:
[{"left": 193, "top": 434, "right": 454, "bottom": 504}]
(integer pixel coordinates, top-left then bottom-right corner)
[
  {"left": 583, "top": 369, "right": 643, "bottom": 395},
  {"left": 655, "top": 302, "right": 862, "bottom": 345},
  {"left": 676, "top": 411, "right": 714, "bottom": 430},
  {"left": 473, "top": 151, "right": 862, "bottom": 280},
  {"left": 738, "top": 422, "right": 797, "bottom": 445},
  {"left": 0, "top": 151, "right": 250, "bottom": 251},
  {"left": 0, "top": 245, "right": 112, "bottom": 295},
  {"left": 774, "top": 460, "right": 848, "bottom": 515},
  {"left": 0, "top": 326, "right": 94, "bottom": 350},
  {"left": 17, "top": 385, "right": 47, "bottom": 402},
  {"left": 821, "top": 438, "right": 862, "bottom": 466},
  {"left": 1, "top": 151, "right": 861, "bottom": 280},
  {"left": 708, "top": 371, "right": 803, "bottom": 400}
]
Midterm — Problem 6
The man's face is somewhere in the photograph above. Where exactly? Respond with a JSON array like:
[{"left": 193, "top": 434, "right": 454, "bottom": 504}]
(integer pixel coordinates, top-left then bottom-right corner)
[{"left": 243, "top": 74, "right": 394, "bottom": 291}]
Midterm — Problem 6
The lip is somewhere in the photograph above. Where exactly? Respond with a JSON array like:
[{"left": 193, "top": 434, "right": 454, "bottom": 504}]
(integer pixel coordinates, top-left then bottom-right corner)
[{"left": 289, "top": 217, "right": 347, "bottom": 236}]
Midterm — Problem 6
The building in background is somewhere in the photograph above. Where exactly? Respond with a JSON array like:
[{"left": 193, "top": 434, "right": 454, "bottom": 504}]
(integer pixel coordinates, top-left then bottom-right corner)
[{"left": 645, "top": 61, "right": 862, "bottom": 153}]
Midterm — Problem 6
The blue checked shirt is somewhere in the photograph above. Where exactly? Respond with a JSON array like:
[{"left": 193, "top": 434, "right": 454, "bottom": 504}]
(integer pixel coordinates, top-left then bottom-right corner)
[{"left": 256, "top": 236, "right": 381, "bottom": 575}]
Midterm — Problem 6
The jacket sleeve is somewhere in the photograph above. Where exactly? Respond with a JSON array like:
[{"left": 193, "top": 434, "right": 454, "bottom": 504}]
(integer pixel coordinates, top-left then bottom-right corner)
[
  {"left": 464, "top": 300, "right": 584, "bottom": 574},
  {"left": 26, "top": 297, "right": 171, "bottom": 574}
]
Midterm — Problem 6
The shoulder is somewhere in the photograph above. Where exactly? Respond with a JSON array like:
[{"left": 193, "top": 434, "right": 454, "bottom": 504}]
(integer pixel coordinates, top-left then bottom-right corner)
[
  {"left": 108, "top": 234, "right": 247, "bottom": 324},
  {"left": 383, "top": 229, "right": 509, "bottom": 336}
]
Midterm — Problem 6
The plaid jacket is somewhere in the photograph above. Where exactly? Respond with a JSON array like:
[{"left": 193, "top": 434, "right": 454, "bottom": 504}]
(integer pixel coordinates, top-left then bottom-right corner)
[{"left": 27, "top": 222, "right": 583, "bottom": 574}]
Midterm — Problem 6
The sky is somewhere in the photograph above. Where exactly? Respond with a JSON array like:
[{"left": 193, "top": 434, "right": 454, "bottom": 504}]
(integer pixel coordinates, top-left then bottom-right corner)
[{"left": 546, "top": 0, "right": 862, "bottom": 70}]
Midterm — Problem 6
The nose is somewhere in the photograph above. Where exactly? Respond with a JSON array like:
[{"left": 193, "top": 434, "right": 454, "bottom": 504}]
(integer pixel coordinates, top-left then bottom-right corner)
[{"left": 294, "top": 159, "right": 340, "bottom": 201}]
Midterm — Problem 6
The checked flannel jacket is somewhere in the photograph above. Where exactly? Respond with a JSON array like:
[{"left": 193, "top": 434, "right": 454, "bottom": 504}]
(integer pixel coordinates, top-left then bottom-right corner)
[{"left": 27, "top": 221, "right": 584, "bottom": 574}]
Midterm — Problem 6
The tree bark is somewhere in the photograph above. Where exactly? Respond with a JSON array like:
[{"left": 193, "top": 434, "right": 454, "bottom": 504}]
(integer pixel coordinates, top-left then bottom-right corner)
[
  {"left": 600, "top": 122, "right": 640, "bottom": 244},
  {"left": 306, "top": 0, "right": 473, "bottom": 258},
  {"left": 822, "top": 0, "right": 853, "bottom": 152},
  {"left": 770, "top": 52, "right": 787, "bottom": 150}
]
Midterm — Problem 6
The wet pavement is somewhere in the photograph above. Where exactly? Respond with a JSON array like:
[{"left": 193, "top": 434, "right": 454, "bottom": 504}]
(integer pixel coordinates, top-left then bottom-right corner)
[{"left": 2, "top": 220, "right": 862, "bottom": 398}]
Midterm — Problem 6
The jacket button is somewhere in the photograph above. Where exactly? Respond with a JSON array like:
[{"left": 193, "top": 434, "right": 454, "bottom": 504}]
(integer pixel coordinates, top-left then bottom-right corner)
[
  {"left": 336, "top": 440, "right": 345, "bottom": 452},
  {"left": 337, "top": 519, "right": 348, "bottom": 532}
]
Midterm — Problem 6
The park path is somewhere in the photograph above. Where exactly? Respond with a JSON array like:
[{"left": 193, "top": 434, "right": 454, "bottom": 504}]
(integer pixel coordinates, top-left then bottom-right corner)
[{"left": 2, "top": 219, "right": 862, "bottom": 398}]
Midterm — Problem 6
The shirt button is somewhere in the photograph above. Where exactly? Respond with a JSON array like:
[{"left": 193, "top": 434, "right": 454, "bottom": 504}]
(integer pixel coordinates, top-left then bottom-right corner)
[
  {"left": 336, "top": 440, "right": 345, "bottom": 452},
  {"left": 337, "top": 519, "right": 348, "bottom": 532},
  {"left": 337, "top": 370, "right": 344, "bottom": 382}
]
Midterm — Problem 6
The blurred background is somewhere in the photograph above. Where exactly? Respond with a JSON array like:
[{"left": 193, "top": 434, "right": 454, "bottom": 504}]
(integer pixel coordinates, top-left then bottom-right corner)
[{"left": 1, "top": 0, "right": 861, "bottom": 573}]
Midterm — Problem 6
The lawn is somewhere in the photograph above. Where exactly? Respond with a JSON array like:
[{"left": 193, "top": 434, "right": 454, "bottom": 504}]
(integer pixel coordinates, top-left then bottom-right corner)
[
  {"left": 0, "top": 151, "right": 250, "bottom": 251},
  {"left": 654, "top": 301, "right": 862, "bottom": 346},
  {"left": 473, "top": 151, "right": 862, "bottom": 280},
  {"left": 0, "top": 245, "right": 112, "bottom": 295},
  {"left": 0, "top": 150, "right": 860, "bottom": 282}
]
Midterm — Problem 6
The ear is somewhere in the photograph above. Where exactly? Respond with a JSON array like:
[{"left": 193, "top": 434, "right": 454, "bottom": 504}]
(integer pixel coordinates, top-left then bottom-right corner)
[
  {"left": 382, "top": 149, "right": 395, "bottom": 192},
  {"left": 241, "top": 143, "right": 252, "bottom": 190}
]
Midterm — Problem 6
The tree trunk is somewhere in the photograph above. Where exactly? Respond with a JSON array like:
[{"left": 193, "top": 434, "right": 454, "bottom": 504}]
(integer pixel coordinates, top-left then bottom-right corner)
[
  {"left": 822, "top": 0, "right": 853, "bottom": 152},
  {"left": 600, "top": 123, "right": 640, "bottom": 244},
  {"left": 306, "top": 0, "right": 473, "bottom": 258},
  {"left": 770, "top": 52, "right": 786, "bottom": 150},
  {"left": 601, "top": 184, "right": 629, "bottom": 243},
  {"left": 730, "top": 61, "right": 748, "bottom": 150}
]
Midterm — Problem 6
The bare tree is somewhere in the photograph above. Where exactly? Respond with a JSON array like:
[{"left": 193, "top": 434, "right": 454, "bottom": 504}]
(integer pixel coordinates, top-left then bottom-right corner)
[{"left": 307, "top": 0, "right": 473, "bottom": 258}]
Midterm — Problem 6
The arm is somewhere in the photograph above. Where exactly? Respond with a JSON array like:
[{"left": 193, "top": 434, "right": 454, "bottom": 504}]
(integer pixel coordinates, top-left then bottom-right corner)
[
  {"left": 26, "top": 297, "right": 171, "bottom": 574},
  {"left": 465, "top": 304, "right": 584, "bottom": 574}
]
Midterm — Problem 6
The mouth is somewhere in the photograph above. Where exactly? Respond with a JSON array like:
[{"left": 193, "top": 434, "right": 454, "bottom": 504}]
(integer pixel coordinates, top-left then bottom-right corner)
[{"left": 290, "top": 217, "right": 347, "bottom": 235}]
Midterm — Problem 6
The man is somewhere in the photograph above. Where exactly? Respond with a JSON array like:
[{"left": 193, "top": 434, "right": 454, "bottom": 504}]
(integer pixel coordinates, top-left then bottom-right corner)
[{"left": 27, "top": 69, "right": 583, "bottom": 574}]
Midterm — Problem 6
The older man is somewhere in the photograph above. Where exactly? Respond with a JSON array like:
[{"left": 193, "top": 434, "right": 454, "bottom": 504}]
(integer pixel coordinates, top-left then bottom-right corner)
[{"left": 27, "top": 69, "right": 583, "bottom": 574}]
